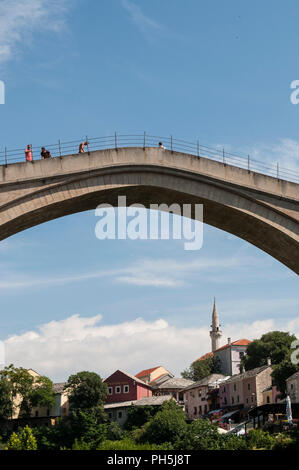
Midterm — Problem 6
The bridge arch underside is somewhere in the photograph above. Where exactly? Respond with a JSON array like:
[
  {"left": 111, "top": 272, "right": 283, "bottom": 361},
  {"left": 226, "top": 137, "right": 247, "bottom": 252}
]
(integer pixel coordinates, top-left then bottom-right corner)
[{"left": 0, "top": 167, "right": 298, "bottom": 273}]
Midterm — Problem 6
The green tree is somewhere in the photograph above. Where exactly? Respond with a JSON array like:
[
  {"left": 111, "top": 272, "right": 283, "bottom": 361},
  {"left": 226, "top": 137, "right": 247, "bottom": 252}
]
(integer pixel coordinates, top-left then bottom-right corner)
[
  {"left": 29, "top": 376, "right": 55, "bottom": 412},
  {"left": 106, "top": 421, "right": 123, "bottom": 441},
  {"left": 0, "top": 365, "right": 34, "bottom": 417},
  {"left": 246, "top": 428, "right": 274, "bottom": 450},
  {"left": 175, "top": 418, "right": 223, "bottom": 450},
  {"left": 124, "top": 405, "right": 160, "bottom": 430},
  {"left": 241, "top": 331, "right": 299, "bottom": 395},
  {"left": 0, "top": 365, "right": 55, "bottom": 417},
  {"left": 242, "top": 331, "right": 297, "bottom": 370},
  {"left": 0, "top": 378, "right": 13, "bottom": 419},
  {"left": 141, "top": 400, "right": 187, "bottom": 445},
  {"left": 69, "top": 410, "right": 107, "bottom": 449},
  {"left": 271, "top": 359, "right": 298, "bottom": 396},
  {"left": 64, "top": 371, "right": 107, "bottom": 416},
  {"left": 181, "top": 355, "right": 221, "bottom": 381},
  {"left": 6, "top": 426, "right": 37, "bottom": 450}
]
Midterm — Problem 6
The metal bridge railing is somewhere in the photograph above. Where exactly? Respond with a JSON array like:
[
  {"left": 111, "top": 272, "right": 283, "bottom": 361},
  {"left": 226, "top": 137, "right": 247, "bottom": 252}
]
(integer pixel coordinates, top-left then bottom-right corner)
[{"left": 0, "top": 133, "right": 298, "bottom": 184}]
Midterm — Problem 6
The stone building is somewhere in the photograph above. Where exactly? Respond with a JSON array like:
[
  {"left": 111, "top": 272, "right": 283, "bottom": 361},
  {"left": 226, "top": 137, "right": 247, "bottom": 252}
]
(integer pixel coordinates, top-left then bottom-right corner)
[
  {"left": 151, "top": 377, "right": 194, "bottom": 403},
  {"left": 219, "top": 363, "right": 273, "bottom": 409},
  {"left": 286, "top": 371, "right": 299, "bottom": 403},
  {"left": 182, "top": 373, "right": 227, "bottom": 419}
]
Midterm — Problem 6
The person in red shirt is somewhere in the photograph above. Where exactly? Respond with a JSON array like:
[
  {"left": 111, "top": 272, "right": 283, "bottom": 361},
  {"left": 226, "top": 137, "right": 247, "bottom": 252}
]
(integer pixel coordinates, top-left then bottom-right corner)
[{"left": 25, "top": 145, "right": 33, "bottom": 162}]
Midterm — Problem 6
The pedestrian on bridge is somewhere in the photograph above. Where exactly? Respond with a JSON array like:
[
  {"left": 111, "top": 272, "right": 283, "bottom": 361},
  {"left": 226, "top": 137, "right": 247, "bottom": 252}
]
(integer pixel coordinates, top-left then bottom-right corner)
[
  {"left": 25, "top": 145, "right": 33, "bottom": 162},
  {"left": 41, "top": 147, "right": 51, "bottom": 159},
  {"left": 78, "top": 141, "right": 88, "bottom": 153}
]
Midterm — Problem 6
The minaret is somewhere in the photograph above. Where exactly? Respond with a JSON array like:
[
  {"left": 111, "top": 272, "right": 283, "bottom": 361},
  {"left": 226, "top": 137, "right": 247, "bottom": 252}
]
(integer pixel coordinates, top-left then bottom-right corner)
[{"left": 210, "top": 298, "right": 222, "bottom": 352}]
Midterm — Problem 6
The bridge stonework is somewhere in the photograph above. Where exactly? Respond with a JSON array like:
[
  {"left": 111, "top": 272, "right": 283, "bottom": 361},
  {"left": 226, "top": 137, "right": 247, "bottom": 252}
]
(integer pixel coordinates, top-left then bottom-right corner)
[{"left": 0, "top": 147, "right": 298, "bottom": 273}]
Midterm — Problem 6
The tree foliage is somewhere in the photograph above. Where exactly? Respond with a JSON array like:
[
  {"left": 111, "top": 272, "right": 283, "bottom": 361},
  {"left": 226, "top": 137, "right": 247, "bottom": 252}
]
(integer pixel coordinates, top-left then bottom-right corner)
[
  {"left": 241, "top": 331, "right": 299, "bottom": 394},
  {"left": 64, "top": 371, "right": 107, "bottom": 415},
  {"left": 0, "top": 364, "right": 54, "bottom": 417},
  {"left": 242, "top": 331, "right": 297, "bottom": 370},
  {"left": 5, "top": 426, "right": 37, "bottom": 450},
  {"left": 181, "top": 355, "right": 222, "bottom": 381},
  {"left": 124, "top": 405, "right": 160, "bottom": 430},
  {"left": 0, "top": 378, "right": 13, "bottom": 419},
  {"left": 140, "top": 400, "right": 187, "bottom": 445}
]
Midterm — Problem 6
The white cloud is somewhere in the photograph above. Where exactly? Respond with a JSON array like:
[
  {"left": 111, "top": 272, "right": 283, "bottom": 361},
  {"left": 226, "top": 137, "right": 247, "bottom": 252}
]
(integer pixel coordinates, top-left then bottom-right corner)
[
  {"left": 241, "top": 138, "right": 299, "bottom": 181},
  {"left": 121, "top": 0, "right": 162, "bottom": 40},
  {"left": 0, "top": 253, "right": 277, "bottom": 290},
  {"left": 0, "top": 0, "right": 69, "bottom": 64},
  {"left": 3, "top": 313, "right": 299, "bottom": 382}
]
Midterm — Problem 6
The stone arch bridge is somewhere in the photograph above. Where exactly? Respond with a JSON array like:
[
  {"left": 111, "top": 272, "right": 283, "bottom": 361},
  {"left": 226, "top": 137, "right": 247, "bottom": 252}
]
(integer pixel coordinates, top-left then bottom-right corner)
[{"left": 0, "top": 147, "right": 298, "bottom": 273}]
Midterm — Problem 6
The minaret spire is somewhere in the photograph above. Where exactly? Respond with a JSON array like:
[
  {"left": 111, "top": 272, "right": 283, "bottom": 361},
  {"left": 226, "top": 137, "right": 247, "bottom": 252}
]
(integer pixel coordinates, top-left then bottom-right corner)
[{"left": 210, "top": 298, "right": 222, "bottom": 352}]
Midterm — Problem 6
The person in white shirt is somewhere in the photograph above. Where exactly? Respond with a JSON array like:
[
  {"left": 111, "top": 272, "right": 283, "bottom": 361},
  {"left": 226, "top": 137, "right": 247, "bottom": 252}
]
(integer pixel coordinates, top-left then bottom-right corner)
[{"left": 158, "top": 141, "right": 166, "bottom": 149}]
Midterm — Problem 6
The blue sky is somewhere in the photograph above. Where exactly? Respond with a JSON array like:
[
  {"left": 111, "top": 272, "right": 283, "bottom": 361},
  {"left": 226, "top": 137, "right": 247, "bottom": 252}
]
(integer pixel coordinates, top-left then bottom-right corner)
[{"left": 0, "top": 0, "right": 298, "bottom": 381}]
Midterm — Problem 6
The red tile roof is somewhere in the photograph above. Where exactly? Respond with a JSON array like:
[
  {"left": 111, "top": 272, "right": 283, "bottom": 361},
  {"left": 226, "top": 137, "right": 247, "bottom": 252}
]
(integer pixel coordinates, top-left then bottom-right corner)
[
  {"left": 135, "top": 366, "right": 162, "bottom": 378},
  {"left": 215, "top": 339, "right": 251, "bottom": 352},
  {"left": 195, "top": 339, "right": 251, "bottom": 361},
  {"left": 195, "top": 352, "right": 214, "bottom": 362}
]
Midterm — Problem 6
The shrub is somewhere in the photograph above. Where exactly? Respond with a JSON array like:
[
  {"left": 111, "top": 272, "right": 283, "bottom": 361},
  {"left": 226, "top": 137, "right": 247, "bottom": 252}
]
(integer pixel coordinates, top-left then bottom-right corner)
[
  {"left": 141, "top": 401, "right": 187, "bottom": 445},
  {"left": 246, "top": 428, "right": 275, "bottom": 450},
  {"left": 5, "top": 426, "right": 37, "bottom": 450},
  {"left": 72, "top": 438, "right": 91, "bottom": 450},
  {"left": 97, "top": 438, "right": 173, "bottom": 450}
]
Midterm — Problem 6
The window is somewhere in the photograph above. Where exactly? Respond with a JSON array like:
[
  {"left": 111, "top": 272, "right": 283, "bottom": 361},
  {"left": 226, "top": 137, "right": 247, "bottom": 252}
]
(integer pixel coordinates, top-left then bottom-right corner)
[
  {"left": 108, "top": 387, "right": 113, "bottom": 395},
  {"left": 232, "top": 397, "right": 234, "bottom": 404},
  {"left": 108, "top": 412, "right": 112, "bottom": 419},
  {"left": 115, "top": 386, "right": 121, "bottom": 394},
  {"left": 194, "top": 407, "right": 197, "bottom": 415},
  {"left": 123, "top": 385, "right": 129, "bottom": 393},
  {"left": 291, "top": 384, "right": 294, "bottom": 390},
  {"left": 251, "top": 396, "right": 254, "bottom": 403},
  {"left": 233, "top": 384, "right": 236, "bottom": 391},
  {"left": 267, "top": 396, "right": 270, "bottom": 404},
  {"left": 248, "top": 383, "right": 251, "bottom": 391},
  {"left": 199, "top": 406, "right": 202, "bottom": 414},
  {"left": 223, "top": 386, "right": 226, "bottom": 392},
  {"left": 246, "top": 398, "right": 248, "bottom": 404},
  {"left": 35, "top": 410, "right": 39, "bottom": 417},
  {"left": 224, "top": 397, "right": 227, "bottom": 405},
  {"left": 118, "top": 411, "right": 122, "bottom": 419}
]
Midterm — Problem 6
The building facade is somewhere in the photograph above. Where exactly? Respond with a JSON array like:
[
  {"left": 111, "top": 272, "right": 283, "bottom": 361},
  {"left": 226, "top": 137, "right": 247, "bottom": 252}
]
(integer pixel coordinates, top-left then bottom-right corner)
[
  {"left": 104, "top": 395, "right": 173, "bottom": 427},
  {"left": 135, "top": 366, "right": 173, "bottom": 385},
  {"left": 151, "top": 377, "right": 194, "bottom": 402},
  {"left": 219, "top": 364, "right": 273, "bottom": 409},
  {"left": 286, "top": 371, "right": 299, "bottom": 403},
  {"left": 104, "top": 370, "right": 152, "bottom": 404},
  {"left": 182, "top": 374, "right": 227, "bottom": 420}
]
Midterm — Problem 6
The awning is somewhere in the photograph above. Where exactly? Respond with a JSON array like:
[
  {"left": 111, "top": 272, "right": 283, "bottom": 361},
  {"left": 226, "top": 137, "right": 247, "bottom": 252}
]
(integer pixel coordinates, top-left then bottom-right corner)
[
  {"left": 220, "top": 410, "right": 239, "bottom": 421},
  {"left": 208, "top": 408, "right": 222, "bottom": 415}
]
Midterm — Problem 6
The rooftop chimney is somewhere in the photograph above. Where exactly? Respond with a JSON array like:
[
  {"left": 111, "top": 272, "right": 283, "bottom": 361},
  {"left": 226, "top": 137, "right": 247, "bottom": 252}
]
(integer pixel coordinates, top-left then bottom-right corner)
[
  {"left": 267, "top": 357, "right": 271, "bottom": 366},
  {"left": 227, "top": 337, "right": 231, "bottom": 345}
]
